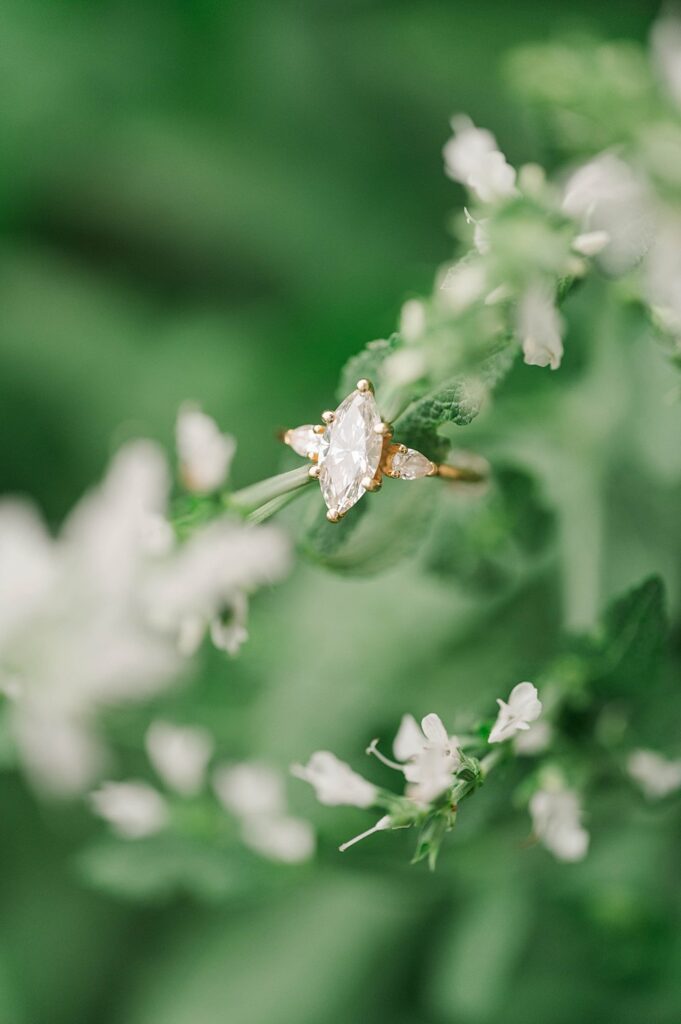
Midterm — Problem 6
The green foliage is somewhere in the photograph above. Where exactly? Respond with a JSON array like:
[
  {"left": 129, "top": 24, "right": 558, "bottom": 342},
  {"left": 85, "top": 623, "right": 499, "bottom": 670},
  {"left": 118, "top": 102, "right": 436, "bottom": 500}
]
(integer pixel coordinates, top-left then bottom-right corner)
[
  {"left": 506, "top": 37, "right": 660, "bottom": 154},
  {"left": 422, "top": 464, "right": 556, "bottom": 591},
  {"left": 337, "top": 334, "right": 401, "bottom": 402}
]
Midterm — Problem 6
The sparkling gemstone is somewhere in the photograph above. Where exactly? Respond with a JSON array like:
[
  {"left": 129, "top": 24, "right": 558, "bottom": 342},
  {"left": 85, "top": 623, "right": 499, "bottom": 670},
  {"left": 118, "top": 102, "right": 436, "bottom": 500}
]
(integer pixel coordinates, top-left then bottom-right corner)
[
  {"left": 286, "top": 425, "right": 321, "bottom": 459},
  {"left": 318, "top": 389, "right": 383, "bottom": 515},
  {"left": 389, "top": 447, "right": 434, "bottom": 480}
]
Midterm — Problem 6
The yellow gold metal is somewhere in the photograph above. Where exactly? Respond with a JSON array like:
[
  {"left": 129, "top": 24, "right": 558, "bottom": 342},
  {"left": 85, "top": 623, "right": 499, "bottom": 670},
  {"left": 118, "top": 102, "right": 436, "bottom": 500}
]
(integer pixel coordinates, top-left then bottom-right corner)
[
  {"left": 308, "top": 464, "right": 321, "bottom": 479},
  {"left": 356, "top": 378, "right": 374, "bottom": 394},
  {"left": 434, "top": 463, "right": 486, "bottom": 483},
  {"left": 374, "top": 421, "right": 393, "bottom": 437},
  {"left": 326, "top": 508, "right": 343, "bottom": 523},
  {"left": 361, "top": 474, "right": 382, "bottom": 492},
  {"left": 322, "top": 410, "right": 335, "bottom": 424},
  {"left": 313, "top": 424, "right": 325, "bottom": 435}
]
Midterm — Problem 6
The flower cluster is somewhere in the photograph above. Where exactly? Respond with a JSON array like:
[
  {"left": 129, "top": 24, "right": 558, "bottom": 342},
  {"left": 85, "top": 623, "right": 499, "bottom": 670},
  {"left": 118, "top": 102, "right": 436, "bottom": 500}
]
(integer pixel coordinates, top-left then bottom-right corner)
[
  {"left": 0, "top": 408, "right": 290, "bottom": 796},
  {"left": 91, "top": 721, "right": 314, "bottom": 864},
  {"left": 291, "top": 683, "right": 564, "bottom": 866}
]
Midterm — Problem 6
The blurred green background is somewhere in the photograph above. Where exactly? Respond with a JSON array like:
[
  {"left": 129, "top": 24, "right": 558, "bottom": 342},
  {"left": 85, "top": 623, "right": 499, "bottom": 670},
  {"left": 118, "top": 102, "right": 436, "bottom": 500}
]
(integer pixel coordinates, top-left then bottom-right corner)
[{"left": 3, "top": 2, "right": 680, "bottom": 1023}]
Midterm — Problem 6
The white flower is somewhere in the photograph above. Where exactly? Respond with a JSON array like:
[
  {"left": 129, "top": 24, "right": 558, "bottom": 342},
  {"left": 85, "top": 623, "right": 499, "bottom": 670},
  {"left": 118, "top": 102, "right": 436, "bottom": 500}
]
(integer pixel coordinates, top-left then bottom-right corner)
[
  {"left": 382, "top": 348, "right": 427, "bottom": 388},
  {"left": 209, "top": 591, "right": 250, "bottom": 656},
  {"left": 443, "top": 116, "right": 517, "bottom": 203},
  {"left": 90, "top": 781, "right": 169, "bottom": 839},
  {"left": 627, "top": 749, "right": 681, "bottom": 800},
  {"left": 399, "top": 299, "right": 427, "bottom": 342},
  {"left": 439, "top": 260, "right": 488, "bottom": 312},
  {"left": 339, "top": 815, "right": 392, "bottom": 853},
  {"left": 517, "top": 282, "right": 564, "bottom": 370},
  {"left": 529, "top": 787, "right": 589, "bottom": 862},
  {"left": 370, "top": 712, "right": 461, "bottom": 804},
  {"left": 240, "top": 815, "right": 315, "bottom": 863},
  {"left": 644, "top": 219, "right": 681, "bottom": 338},
  {"left": 214, "top": 761, "right": 286, "bottom": 818},
  {"left": 562, "top": 153, "right": 653, "bottom": 274},
  {"left": 176, "top": 404, "right": 236, "bottom": 494},
  {"left": 0, "top": 441, "right": 290, "bottom": 796},
  {"left": 214, "top": 761, "right": 314, "bottom": 863},
  {"left": 291, "top": 751, "right": 377, "bottom": 808},
  {"left": 145, "top": 721, "right": 213, "bottom": 796},
  {"left": 145, "top": 519, "right": 290, "bottom": 656},
  {"left": 514, "top": 719, "right": 552, "bottom": 756},
  {"left": 572, "top": 230, "right": 610, "bottom": 256},
  {"left": 651, "top": 10, "right": 681, "bottom": 109},
  {"left": 489, "top": 682, "right": 542, "bottom": 744}
]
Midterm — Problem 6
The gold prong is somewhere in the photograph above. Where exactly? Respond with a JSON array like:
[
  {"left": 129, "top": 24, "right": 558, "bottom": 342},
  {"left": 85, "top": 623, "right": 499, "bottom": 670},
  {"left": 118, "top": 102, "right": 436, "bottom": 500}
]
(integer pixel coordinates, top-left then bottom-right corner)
[
  {"left": 313, "top": 424, "right": 325, "bottom": 435},
  {"left": 282, "top": 429, "right": 292, "bottom": 445},
  {"left": 326, "top": 508, "right": 342, "bottom": 523},
  {"left": 374, "top": 421, "right": 393, "bottom": 437},
  {"left": 322, "top": 410, "right": 335, "bottom": 424},
  {"left": 307, "top": 450, "right": 319, "bottom": 462},
  {"left": 362, "top": 475, "right": 382, "bottom": 492},
  {"left": 356, "top": 378, "right": 374, "bottom": 394},
  {"left": 308, "top": 464, "right": 321, "bottom": 479}
]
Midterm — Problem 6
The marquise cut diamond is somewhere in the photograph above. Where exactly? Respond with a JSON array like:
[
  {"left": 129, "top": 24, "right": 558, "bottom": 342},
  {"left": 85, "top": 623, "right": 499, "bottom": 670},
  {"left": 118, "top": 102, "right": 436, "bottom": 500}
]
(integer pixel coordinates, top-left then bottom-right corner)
[{"left": 318, "top": 389, "right": 383, "bottom": 515}]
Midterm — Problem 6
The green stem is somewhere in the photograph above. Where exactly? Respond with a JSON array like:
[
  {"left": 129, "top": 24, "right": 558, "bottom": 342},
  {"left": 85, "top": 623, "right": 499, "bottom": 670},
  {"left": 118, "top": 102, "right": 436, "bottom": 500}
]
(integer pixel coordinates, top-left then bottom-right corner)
[{"left": 226, "top": 466, "right": 312, "bottom": 517}]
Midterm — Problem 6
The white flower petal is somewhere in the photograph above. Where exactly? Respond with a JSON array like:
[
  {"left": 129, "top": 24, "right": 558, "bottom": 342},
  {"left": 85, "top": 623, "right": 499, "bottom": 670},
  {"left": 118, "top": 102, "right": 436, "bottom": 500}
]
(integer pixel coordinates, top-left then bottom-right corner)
[
  {"left": 241, "top": 814, "right": 315, "bottom": 863},
  {"left": 291, "top": 751, "right": 377, "bottom": 808},
  {"left": 90, "top": 781, "right": 169, "bottom": 839},
  {"left": 393, "top": 714, "right": 425, "bottom": 762},
  {"left": 176, "top": 404, "right": 235, "bottom": 494},
  {"left": 214, "top": 761, "right": 286, "bottom": 818},
  {"left": 145, "top": 721, "right": 213, "bottom": 796},
  {"left": 421, "top": 713, "right": 449, "bottom": 746}
]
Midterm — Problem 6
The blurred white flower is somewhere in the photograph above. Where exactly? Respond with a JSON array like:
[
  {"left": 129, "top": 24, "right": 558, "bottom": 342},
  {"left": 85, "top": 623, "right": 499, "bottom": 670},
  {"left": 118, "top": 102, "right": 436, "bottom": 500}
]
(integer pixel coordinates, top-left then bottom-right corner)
[
  {"left": 215, "top": 761, "right": 314, "bottom": 863},
  {"left": 627, "top": 748, "right": 681, "bottom": 800},
  {"left": 651, "top": 9, "right": 681, "bottom": 108},
  {"left": 291, "top": 751, "right": 377, "bottom": 808},
  {"left": 444, "top": 116, "right": 517, "bottom": 203},
  {"left": 90, "top": 781, "right": 169, "bottom": 839},
  {"left": 176, "top": 404, "right": 236, "bottom": 494},
  {"left": 240, "top": 815, "right": 315, "bottom": 863},
  {"left": 514, "top": 719, "right": 552, "bottom": 756},
  {"left": 399, "top": 299, "right": 427, "bottom": 342},
  {"left": 489, "top": 682, "right": 542, "bottom": 744},
  {"left": 562, "top": 153, "right": 654, "bottom": 274},
  {"left": 517, "top": 283, "right": 564, "bottom": 370},
  {"left": 572, "top": 230, "right": 611, "bottom": 256},
  {"left": 440, "top": 260, "right": 488, "bottom": 312},
  {"left": 0, "top": 441, "right": 290, "bottom": 797},
  {"left": 382, "top": 348, "right": 427, "bottom": 388},
  {"left": 214, "top": 761, "right": 285, "bottom": 817},
  {"left": 644, "top": 219, "right": 681, "bottom": 338},
  {"left": 209, "top": 591, "right": 250, "bottom": 656},
  {"left": 145, "top": 721, "right": 213, "bottom": 796},
  {"left": 529, "top": 787, "right": 589, "bottom": 862},
  {"left": 145, "top": 519, "right": 290, "bottom": 657}
]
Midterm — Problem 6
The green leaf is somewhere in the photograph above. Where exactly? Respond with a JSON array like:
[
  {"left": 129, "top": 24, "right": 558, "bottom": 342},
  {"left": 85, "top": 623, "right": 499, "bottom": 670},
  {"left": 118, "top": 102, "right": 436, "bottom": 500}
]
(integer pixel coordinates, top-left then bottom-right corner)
[
  {"left": 590, "top": 576, "right": 667, "bottom": 697},
  {"left": 299, "top": 482, "right": 437, "bottom": 575},
  {"left": 394, "top": 343, "right": 516, "bottom": 460},
  {"left": 75, "top": 835, "right": 267, "bottom": 904},
  {"left": 422, "top": 463, "right": 555, "bottom": 592},
  {"left": 337, "top": 334, "right": 401, "bottom": 401}
]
